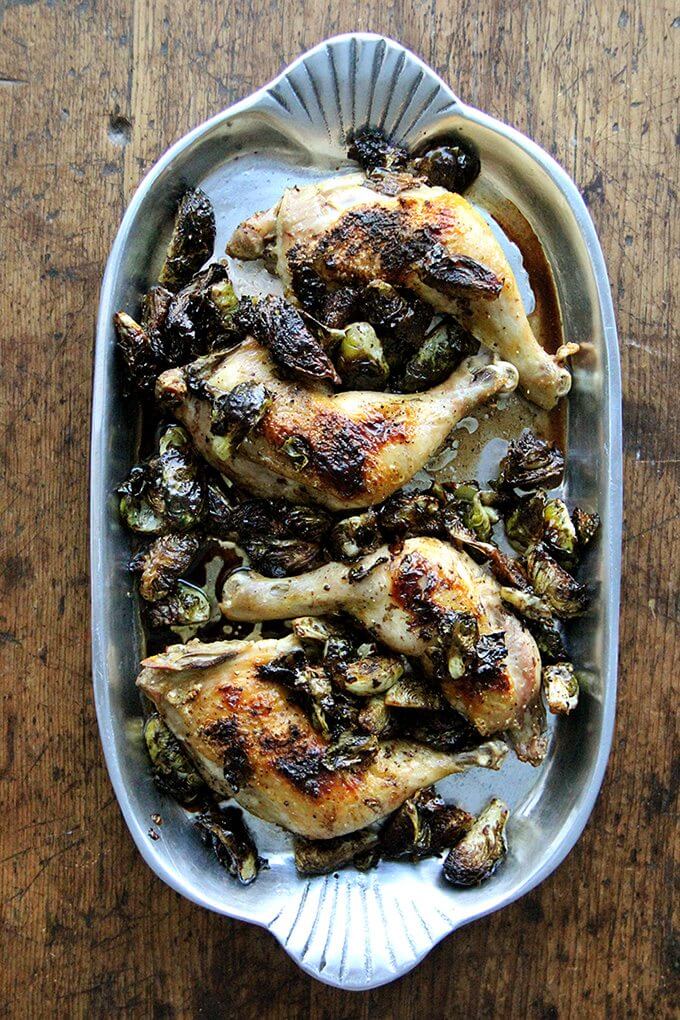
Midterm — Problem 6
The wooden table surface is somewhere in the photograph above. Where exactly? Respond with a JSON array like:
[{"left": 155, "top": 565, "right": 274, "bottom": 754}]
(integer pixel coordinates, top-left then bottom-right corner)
[{"left": 1, "top": 1, "right": 678, "bottom": 1016}]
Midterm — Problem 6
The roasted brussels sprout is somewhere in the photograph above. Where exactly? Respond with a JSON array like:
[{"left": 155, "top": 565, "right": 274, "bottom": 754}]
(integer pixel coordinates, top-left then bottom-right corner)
[
  {"left": 162, "top": 261, "right": 240, "bottom": 358},
  {"left": 524, "top": 544, "right": 590, "bottom": 618},
  {"left": 542, "top": 497, "right": 578, "bottom": 563},
  {"left": 195, "top": 806, "right": 266, "bottom": 885},
  {"left": 330, "top": 652, "right": 405, "bottom": 696},
  {"left": 132, "top": 532, "right": 202, "bottom": 601},
  {"left": 446, "top": 482, "right": 499, "bottom": 542},
  {"left": 442, "top": 798, "right": 509, "bottom": 886},
  {"left": 259, "top": 648, "right": 357, "bottom": 740},
  {"left": 289, "top": 615, "right": 333, "bottom": 649},
  {"left": 497, "top": 429, "right": 565, "bottom": 492},
  {"left": 542, "top": 662, "right": 579, "bottom": 715},
  {"left": 158, "top": 189, "right": 216, "bottom": 292},
  {"left": 572, "top": 506, "right": 601, "bottom": 548},
  {"left": 384, "top": 675, "right": 447, "bottom": 711},
  {"left": 114, "top": 311, "right": 162, "bottom": 395},
  {"left": 336, "top": 322, "right": 389, "bottom": 390},
  {"left": 413, "top": 140, "right": 481, "bottom": 194},
  {"left": 358, "top": 695, "right": 393, "bottom": 736},
  {"left": 146, "top": 580, "right": 211, "bottom": 628},
  {"left": 235, "top": 295, "right": 340, "bottom": 385},
  {"left": 467, "top": 632, "right": 508, "bottom": 685},
  {"left": 141, "top": 284, "right": 174, "bottom": 335},
  {"left": 441, "top": 507, "right": 530, "bottom": 590},
  {"left": 210, "top": 381, "right": 273, "bottom": 454},
  {"left": 378, "top": 489, "right": 444, "bottom": 539},
  {"left": 381, "top": 787, "right": 473, "bottom": 860},
  {"left": 316, "top": 285, "right": 361, "bottom": 329},
  {"left": 118, "top": 425, "right": 205, "bottom": 534},
  {"left": 321, "top": 733, "right": 379, "bottom": 772},
  {"left": 446, "top": 611, "right": 480, "bottom": 679},
  {"left": 392, "top": 707, "right": 481, "bottom": 752},
  {"left": 526, "top": 616, "right": 568, "bottom": 664},
  {"left": 327, "top": 509, "right": 382, "bottom": 561},
  {"left": 504, "top": 493, "right": 547, "bottom": 553},
  {"left": 400, "top": 319, "right": 478, "bottom": 392},
  {"left": 143, "top": 712, "right": 206, "bottom": 803},
  {"left": 294, "top": 829, "right": 380, "bottom": 876},
  {"left": 203, "top": 481, "right": 234, "bottom": 536},
  {"left": 244, "top": 538, "right": 323, "bottom": 578},
  {"left": 228, "top": 497, "right": 330, "bottom": 577},
  {"left": 347, "top": 126, "right": 410, "bottom": 171}
]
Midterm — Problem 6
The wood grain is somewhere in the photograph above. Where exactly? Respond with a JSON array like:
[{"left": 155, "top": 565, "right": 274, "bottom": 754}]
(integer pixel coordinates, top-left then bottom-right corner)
[{"left": 1, "top": 1, "right": 677, "bottom": 1016}]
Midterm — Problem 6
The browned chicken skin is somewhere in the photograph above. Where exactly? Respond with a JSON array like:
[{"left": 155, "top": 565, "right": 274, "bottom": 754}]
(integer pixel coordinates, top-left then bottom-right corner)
[{"left": 137, "top": 637, "right": 507, "bottom": 839}]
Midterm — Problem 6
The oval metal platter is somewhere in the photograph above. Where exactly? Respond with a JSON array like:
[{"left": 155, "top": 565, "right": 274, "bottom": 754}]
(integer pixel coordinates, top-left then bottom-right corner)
[{"left": 91, "top": 33, "right": 622, "bottom": 990}]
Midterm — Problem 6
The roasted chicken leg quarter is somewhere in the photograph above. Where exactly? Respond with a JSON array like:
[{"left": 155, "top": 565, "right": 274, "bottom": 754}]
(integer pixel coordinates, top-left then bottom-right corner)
[
  {"left": 156, "top": 340, "right": 518, "bottom": 510},
  {"left": 137, "top": 637, "right": 507, "bottom": 839},
  {"left": 228, "top": 173, "right": 572, "bottom": 409},
  {"left": 221, "top": 537, "right": 543, "bottom": 745}
]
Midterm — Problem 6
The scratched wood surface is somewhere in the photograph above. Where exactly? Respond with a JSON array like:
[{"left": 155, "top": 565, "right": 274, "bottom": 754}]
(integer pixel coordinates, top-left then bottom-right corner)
[{"left": 1, "top": 1, "right": 678, "bottom": 1016}]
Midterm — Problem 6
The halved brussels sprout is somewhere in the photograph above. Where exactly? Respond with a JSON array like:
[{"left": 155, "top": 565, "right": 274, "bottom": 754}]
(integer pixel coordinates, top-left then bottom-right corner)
[
  {"left": 524, "top": 544, "right": 590, "bottom": 618},
  {"left": 336, "top": 322, "right": 389, "bottom": 390},
  {"left": 235, "top": 295, "right": 340, "bottom": 385},
  {"left": 447, "top": 482, "right": 499, "bottom": 542},
  {"left": 347, "top": 126, "right": 410, "bottom": 171},
  {"left": 384, "top": 675, "right": 447, "bottom": 711},
  {"left": 143, "top": 712, "right": 206, "bottom": 804},
  {"left": 442, "top": 798, "right": 509, "bottom": 886},
  {"left": 114, "top": 311, "right": 160, "bottom": 395},
  {"left": 146, "top": 580, "right": 211, "bottom": 628},
  {"left": 378, "top": 489, "right": 443, "bottom": 539},
  {"left": 542, "top": 662, "right": 579, "bottom": 715},
  {"left": 400, "top": 319, "right": 478, "bottom": 392},
  {"left": 497, "top": 429, "right": 565, "bottom": 492},
  {"left": 331, "top": 653, "right": 405, "bottom": 696},
  {"left": 412, "top": 140, "right": 481, "bottom": 193},
  {"left": 210, "top": 381, "right": 273, "bottom": 455},
  {"left": 133, "top": 532, "right": 202, "bottom": 602},
  {"left": 358, "top": 695, "right": 393, "bottom": 736},
  {"left": 526, "top": 616, "right": 567, "bottom": 664},
  {"left": 158, "top": 188, "right": 216, "bottom": 292},
  {"left": 499, "top": 585, "right": 554, "bottom": 622},
  {"left": 294, "top": 829, "right": 380, "bottom": 876},
  {"left": 572, "top": 506, "right": 601, "bottom": 548},
  {"left": 118, "top": 425, "right": 205, "bottom": 534},
  {"left": 195, "top": 806, "right": 266, "bottom": 885},
  {"left": 321, "top": 733, "right": 379, "bottom": 773},
  {"left": 327, "top": 509, "right": 382, "bottom": 562},
  {"left": 381, "top": 787, "right": 473, "bottom": 860},
  {"left": 392, "top": 707, "right": 480, "bottom": 754},
  {"left": 504, "top": 493, "right": 547, "bottom": 553}
]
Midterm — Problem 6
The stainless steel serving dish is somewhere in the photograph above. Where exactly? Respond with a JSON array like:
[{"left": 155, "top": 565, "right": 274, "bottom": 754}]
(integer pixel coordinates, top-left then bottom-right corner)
[{"left": 91, "top": 34, "right": 622, "bottom": 990}]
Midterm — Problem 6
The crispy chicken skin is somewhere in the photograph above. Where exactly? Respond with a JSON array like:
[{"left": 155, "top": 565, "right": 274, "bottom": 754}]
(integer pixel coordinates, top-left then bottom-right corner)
[
  {"left": 137, "top": 636, "right": 507, "bottom": 838},
  {"left": 228, "top": 173, "right": 571, "bottom": 409},
  {"left": 156, "top": 340, "right": 518, "bottom": 510},
  {"left": 221, "top": 538, "right": 543, "bottom": 741}
]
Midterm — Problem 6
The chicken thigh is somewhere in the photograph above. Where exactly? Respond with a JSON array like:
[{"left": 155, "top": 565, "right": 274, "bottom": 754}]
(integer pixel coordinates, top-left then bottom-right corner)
[
  {"left": 137, "top": 636, "right": 507, "bottom": 839},
  {"left": 221, "top": 537, "right": 543, "bottom": 742},
  {"left": 228, "top": 173, "right": 571, "bottom": 409},
  {"left": 156, "top": 339, "right": 517, "bottom": 510}
]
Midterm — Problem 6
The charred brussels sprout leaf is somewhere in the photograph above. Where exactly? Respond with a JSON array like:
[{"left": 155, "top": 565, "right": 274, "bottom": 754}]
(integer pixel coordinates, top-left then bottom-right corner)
[
  {"left": 413, "top": 140, "right": 481, "bottom": 194},
  {"left": 259, "top": 649, "right": 356, "bottom": 740},
  {"left": 542, "top": 662, "right": 579, "bottom": 715},
  {"left": 195, "top": 806, "right": 266, "bottom": 885},
  {"left": 330, "top": 653, "right": 405, "bottom": 696},
  {"left": 526, "top": 616, "right": 567, "bottom": 664},
  {"left": 158, "top": 189, "right": 216, "bottom": 292},
  {"left": 347, "top": 126, "right": 410, "bottom": 171},
  {"left": 497, "top": 429, "right": 565, "bottom": 492},
  {"left": 524, "top": 544, "right": 590, "bottom": 618},
  {"left": 381, "top": 787, "right": 473, "bottom": 860},
  {"left": 504, "top": 492, "right": 547, "bottom": 553},
  {"left": 327, "top": 509, "right": 382, "bottom": 561},
  {"left": 446, "top": 611, "right": 480, "bottom": 679},
  {"left": 210, "top": 381, "right": 273, "bottom": 454},
  {"left": 280, "top": 435, "right": 310, "bottom": 470},
  {"left": 464, "top": 632, "right": 508, "bottom": 688},
  {"left": 203, "top": 482, "right": 234, "bottom": 537},
  {"left": 336, "top": 322, "right": 389, "bottom": 390},
  {"left": 400, "top": 319, "right": 478, "bottom": 392},
  {"left": 235, "top": 295, "right": 340, "bottom": 384},
  {"left": 114, "top": 311, "right": 163, "bottom": 395},
  {"left": 141, "top": 284, "right": 173, "bottom": 335},
  {"left": 133, "top": 532, "right": 202, "bottom": 602},
  {"left": 146, "top": 580, "right": 211, "bottom": 628},
  {"left": 294, "top": 829, "right": 380, "bottom": 876},
  {"left": 447, "top": 482, "right": 498, "bottom": 542},
  {"left": 543, "top": 498, "right": 578, "bottom": 563},
  {"left": 442, "top": 798, "right": 509, "bottom": 886},
  {"left": 143, "top": 713, "right": 206, "bottom": 804},
  {"left": 378, "top": 489, "right": 444, "bottom": 539},
  {"left": 118, "top": 425, "right": 205, "bottom": 534}
]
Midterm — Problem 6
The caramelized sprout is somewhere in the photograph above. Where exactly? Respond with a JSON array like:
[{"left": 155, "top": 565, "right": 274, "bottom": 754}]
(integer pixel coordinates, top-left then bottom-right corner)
[
  {"left": 235, "top": 295, "right": 340, "bottom": 385},
  {"left": 158, "top": 189, "right": 216, "bottom": 292},
  {"left": 526, "top": 616, "right": 568, "bottom": 664},
  {"left": 497, "top": 429, "right": 565, "bottom": 492},
  {"left": 243, "top": 538, "right": 323, "bottom": 578},
  {"left": 400, "top": 320, "right": 478, "bottom": 392},
  {"left": 413, "top": 140, "right": 481, "bottom": 193},
  {"left": 543, "top": 498, "right": 578, "bottom": 562},
  {"left": 146, "top": 580, "right": 211, "bottom": 628},
  {"left": 331, "top": 653, "right": 405, "bottom": 696},
  {"left": 358, "top": 695, "right": 393, "bottom": 736},
  {"left": 442, "top": 798, "right": 509, "bottom": 886},
  {"left": 114, "top": 311, "right": 161, "bottom": 395},
  {"left": 499, "top": 585, "right": 553, "bottom": 622},
  {"left": 347, "top": 126, "right": 409, "bottom": 171},
  {"left": 143, "top": 712, "right": 206, "bottom": 804},
  {"left": 572, "top": 506, "right": 601, "bottom": 548},
  {"left": 336, "top": 322, "right": 389, "bottom": 390},
  {"left": 195, "top": 806, "right": 266, "bottom": 885},
  {"left": 542, "top": 662, "right": 579, "bottom": 715},
  {"left": 524, "top": 544, "right": 590, "bottom": 618},
  {"left": 210, "top": 381, "right": 273, "bottom": 454},
  {"left": 229, "top": 498, "right": 329, "bottom": 577},
  {"left": 504, "top": 493, "right": 547, "bottom": 553},
  {"left": 162, "top": 261, "right": 240, "bottom": 358},
  {"left": 327, "top": 509, "right": 381, "bottom": 561},
  {"left": 133, "top": 532, "right": 201, "bottom": 602},
  {"left": 294, "top": 829, "right": 380, "bottom": 876},
  {"left": 447, "top": 482, "right": 499, "bottom": 542},
  {"left": 381, "top": 787, "right": 473, "bottom": 860},
  {"left": 384, "top": 675, "right": 447, "bottom": 711},
  {"left": 118, "top": 425, "right": 204, "bottom": 534},
  {"left": 378, "top": 489, "right": 443, "bottom": 539}
]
